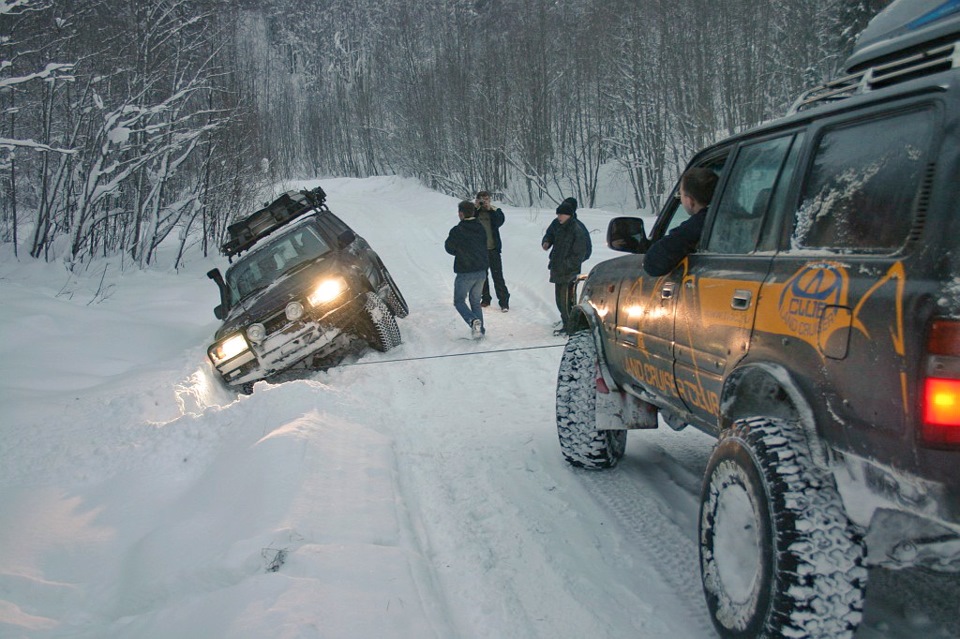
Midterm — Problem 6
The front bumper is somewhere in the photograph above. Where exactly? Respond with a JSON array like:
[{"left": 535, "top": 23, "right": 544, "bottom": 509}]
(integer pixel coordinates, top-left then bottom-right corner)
[{"left": 210, "top": 294, "right": 367, "bottom": 387}]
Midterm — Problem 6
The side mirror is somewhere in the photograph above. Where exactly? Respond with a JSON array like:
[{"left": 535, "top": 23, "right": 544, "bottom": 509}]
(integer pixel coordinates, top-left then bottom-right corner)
[
  {"left": 337, "top": 229, "right": 356, "bottom": 249},
  {"left": 213, "top": 304, "right": 225, "bottom": 320},
  {"left": 607, "top": 217, "right": 650, "bottom": 254}
]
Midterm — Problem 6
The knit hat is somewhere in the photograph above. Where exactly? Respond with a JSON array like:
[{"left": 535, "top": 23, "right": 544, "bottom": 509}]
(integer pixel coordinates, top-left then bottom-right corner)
[
  {"left": 562, "top": 197, "right": 578, "bottom": 211},
  {"left": 556, "top": 201, "right": 575, "bottom": 217}
]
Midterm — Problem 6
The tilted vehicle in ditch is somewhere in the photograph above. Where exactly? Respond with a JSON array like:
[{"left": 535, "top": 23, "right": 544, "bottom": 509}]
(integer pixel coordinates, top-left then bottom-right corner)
[{"left": 206, "top": 186, "right": 407, "bottom": 392}]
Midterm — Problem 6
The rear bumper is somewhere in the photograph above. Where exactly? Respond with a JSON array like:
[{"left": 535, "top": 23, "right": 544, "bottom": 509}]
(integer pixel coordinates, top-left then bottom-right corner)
[{"left": 838, "top": 452, "right": 960, "bottom": 569}]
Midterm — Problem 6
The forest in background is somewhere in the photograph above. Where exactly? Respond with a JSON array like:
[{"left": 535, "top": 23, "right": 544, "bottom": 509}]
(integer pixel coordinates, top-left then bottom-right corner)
[{"left": 0, "top": 0, "right": 889, "bottom": 268}]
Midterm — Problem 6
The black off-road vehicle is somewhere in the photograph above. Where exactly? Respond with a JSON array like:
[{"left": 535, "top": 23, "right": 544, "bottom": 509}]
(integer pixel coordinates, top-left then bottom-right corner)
[
  {"left": 206, "top": 186, "right": 407, "bottom": 392},
  {"left": 557, "top": 2, "right": 960, "bottom": 637}
]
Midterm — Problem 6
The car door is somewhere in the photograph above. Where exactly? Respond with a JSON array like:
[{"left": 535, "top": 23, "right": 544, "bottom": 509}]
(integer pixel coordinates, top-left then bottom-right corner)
[
  {"left": 672, "top": 132, "right": 804, "bottom": 425},
  {"left": 610, "top": 153, "right": 729, "bottom": 415}
]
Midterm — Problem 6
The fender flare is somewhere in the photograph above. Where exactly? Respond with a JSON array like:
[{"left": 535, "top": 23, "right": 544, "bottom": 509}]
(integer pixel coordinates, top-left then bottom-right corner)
[
  {"left": 568, "top": 302, "right": 621, "bottom": 396},
  {"left": 721, "top": 362, "right": 828, "bottom": 468}
]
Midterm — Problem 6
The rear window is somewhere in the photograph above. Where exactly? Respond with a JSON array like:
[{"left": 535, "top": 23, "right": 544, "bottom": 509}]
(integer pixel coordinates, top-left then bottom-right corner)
[{"left": 793, "top": 108, "right": 934, "bottom": 252}]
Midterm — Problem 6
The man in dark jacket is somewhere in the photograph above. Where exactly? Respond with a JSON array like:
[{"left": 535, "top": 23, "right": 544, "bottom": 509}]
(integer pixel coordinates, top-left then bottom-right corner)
[
  {"left": 541, "top": 197, "right": 592, "bottom": 336},
  {"left": 445, "top": 200, "right": 490, "bottom": 338},
  {"left": 643, "top": 167, "right": 718, "bottom": 276},
  {"left": 475, "top": 190, "right": 511, "bottom": 311}
]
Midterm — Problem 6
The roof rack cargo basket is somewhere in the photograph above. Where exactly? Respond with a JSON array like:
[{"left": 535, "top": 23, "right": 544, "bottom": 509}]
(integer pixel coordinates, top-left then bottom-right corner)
[
  {"left": 846, "top": 0, "right": 960, "bottom": 72},
  {"left": 221, "top": 187, "right": 327, "bottom": 257},
  {"left": 789, "top": 38, "right": 959, "bottom": 114}
]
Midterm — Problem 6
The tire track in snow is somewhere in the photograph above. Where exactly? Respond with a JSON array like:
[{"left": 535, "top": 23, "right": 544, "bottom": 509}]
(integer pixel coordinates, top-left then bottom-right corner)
[
  {"left": 572, "top": 445, "right": 716, "bottom": 638},
  {"left": 334, "top": 346, "right": 709, "bottom": 638}
]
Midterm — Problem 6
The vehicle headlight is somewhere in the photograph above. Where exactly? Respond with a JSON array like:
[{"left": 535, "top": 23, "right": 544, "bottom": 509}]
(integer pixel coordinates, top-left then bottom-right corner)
[
  {"left": 285, "top": 301, "right": 304, "bottom": 320},
  {"left": 246, "top": 323, "right": 266, "bottom": 343},
  {"left": 210, "top": 333, "right": 249, "bottom": 364},
  {"left": 307, "top": 277, "right": 347, "bottom": 307}
]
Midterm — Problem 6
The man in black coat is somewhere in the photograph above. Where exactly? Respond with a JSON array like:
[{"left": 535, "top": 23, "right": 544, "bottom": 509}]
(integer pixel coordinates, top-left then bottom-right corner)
[
  {"left": 643, "top": 167, "right": 718, "bottom": 276},
  {"left": 445, "top": 200, "right": 490, "bottom": 338},
  {"left": 475, "top": 190, "right": 511, "bottom": 311},
  {"left": 541, "top": 197, "right": 592, "bottom": 336}
]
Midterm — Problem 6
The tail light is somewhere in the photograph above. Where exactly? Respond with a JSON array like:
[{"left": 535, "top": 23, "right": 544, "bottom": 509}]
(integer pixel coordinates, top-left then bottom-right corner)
[{"left": 921, "top": 320, "right": 960, "bottom": 447}]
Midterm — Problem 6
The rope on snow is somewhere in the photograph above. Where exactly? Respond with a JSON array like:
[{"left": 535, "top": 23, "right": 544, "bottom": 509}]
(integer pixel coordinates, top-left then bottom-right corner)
[{"left": 350, "top": 343, "right": 564, "bottom": 366}]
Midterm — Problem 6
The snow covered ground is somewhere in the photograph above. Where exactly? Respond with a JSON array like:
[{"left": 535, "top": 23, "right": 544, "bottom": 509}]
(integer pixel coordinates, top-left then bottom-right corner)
[{"left": 1, "top": 176, "right": 957, "bottom": 639}]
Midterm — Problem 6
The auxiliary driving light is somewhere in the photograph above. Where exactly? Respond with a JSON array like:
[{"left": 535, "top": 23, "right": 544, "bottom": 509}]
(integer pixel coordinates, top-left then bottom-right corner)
[
  {"left": 246, "top": 323, "right": 266, "bottom": 343},
  {"left": 285, "top": 301, "right": 305, "bottom": 321}
]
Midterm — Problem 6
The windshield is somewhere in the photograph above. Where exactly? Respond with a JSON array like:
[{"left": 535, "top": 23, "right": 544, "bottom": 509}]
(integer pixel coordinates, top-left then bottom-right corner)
[{"left": 225, "top": 225, "right": 331, "bottom": 304}]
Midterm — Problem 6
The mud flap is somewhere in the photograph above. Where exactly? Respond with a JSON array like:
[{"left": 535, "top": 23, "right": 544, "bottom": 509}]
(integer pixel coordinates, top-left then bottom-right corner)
[{"left": 595, "top": 388, "right": 659, "bottom": 430}]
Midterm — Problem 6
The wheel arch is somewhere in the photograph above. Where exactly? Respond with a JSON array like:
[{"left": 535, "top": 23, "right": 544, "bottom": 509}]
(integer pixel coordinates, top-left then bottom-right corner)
[
  {"left": 569, "top": 303, "right": 619, "bottom": 393},
  {"left": 721, "top": 362, "right": 828, "bottom": 467}
]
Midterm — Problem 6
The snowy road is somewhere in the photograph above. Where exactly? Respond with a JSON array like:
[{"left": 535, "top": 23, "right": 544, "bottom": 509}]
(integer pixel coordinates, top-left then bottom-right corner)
[{"left": 1, "top": 177, "right": 957, "bottom": 638}]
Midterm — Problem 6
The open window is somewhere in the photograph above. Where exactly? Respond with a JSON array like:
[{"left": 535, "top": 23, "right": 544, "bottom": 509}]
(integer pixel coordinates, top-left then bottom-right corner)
[{"left": 650, "top": 154, "right": 729, "bottom": 242}]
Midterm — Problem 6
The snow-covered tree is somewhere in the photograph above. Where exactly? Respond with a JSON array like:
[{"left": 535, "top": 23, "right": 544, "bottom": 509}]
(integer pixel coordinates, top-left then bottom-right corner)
[{"left": 1, "top": 0, "right": 893, "bottom": 266}]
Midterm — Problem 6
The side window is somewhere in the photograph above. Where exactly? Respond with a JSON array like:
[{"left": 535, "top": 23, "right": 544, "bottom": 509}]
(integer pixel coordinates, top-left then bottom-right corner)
[
  {"left": 291, "top": 227, "right": 330, "bottom": 259},
  {"left": 757, "top": 132, "right": 805, "bottom": 252},
  {"left": 663, "top": 200, "right": 688, "bottom": 235},
  {"left": 794, "top": 109, "right": 934, "bottom": 251},
  {"left": 706, "top": 135, "right": 793, "bottom": 254},
  {"left": 658, "top": 154, "right": 728, "bottom": 237}
]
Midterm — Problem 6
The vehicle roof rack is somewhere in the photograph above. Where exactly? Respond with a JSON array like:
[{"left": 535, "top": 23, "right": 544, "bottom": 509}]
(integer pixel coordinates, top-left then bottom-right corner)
[
  {"left": 221, "top": 187, "right": 328, "bottom": 257},
  {"left": 789, "top": 38, "right": 959, "bottom": 114}
]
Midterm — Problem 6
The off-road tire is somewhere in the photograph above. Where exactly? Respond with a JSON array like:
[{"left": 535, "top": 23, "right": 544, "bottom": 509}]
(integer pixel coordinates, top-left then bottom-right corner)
[
  {"left": 699, "top": 417, "right": 867, "bottom": 639},
  {"left": 361, "top": 292, "right": 401, "bottom": 352},
  {"left": 556, "top": 330, "right": 626, "bottom": 469}
]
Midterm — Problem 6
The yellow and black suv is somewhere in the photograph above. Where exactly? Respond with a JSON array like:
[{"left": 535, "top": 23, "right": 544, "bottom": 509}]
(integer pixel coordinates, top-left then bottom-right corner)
[
  {"left": 556, "top": 2, "right": 960, "bottom": 638},
  {"left": 206, "top": 187, "right": 407, "bottom": 393}
]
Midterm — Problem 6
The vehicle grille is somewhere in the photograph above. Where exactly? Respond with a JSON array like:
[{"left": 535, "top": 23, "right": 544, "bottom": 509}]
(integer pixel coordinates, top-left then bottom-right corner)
[{"left": 263, "top": 311, "right": 290, "bottom": 335}]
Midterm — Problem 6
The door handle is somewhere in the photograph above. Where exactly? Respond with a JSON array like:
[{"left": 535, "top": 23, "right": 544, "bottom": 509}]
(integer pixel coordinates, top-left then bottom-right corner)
[
  {"left": 661, "top": 282, "right": 676, "bottom": 300},
  {"left": 731, "top": 289, "right": 752, "bottom": 310}
]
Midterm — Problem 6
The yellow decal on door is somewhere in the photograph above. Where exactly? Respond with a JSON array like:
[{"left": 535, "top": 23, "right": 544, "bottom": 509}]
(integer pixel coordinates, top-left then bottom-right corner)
[{"left": 777, "top": 261, "right": 849, "bottom": 340}]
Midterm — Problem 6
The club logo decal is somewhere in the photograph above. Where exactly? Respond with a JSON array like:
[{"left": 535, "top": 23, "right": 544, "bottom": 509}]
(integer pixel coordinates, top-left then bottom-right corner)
[{"left": 778, "top": 262, "right": 848, "bottom": 337}]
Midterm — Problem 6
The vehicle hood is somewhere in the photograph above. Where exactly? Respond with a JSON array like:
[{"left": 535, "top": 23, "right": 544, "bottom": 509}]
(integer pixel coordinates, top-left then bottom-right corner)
[{"left": 213, "top": 255, "right": 348, "bottom": 340}]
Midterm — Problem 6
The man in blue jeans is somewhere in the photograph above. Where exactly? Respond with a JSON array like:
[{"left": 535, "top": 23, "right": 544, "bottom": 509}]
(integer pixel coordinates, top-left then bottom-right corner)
[{"left": 445, "top": 200, "right": 490, "bottom": 338}]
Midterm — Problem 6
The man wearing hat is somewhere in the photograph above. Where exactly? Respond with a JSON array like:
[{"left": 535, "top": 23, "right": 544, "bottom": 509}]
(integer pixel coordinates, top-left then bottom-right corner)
[{"left": 541, "top": 197, "right": 591, "bottom": 336}]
